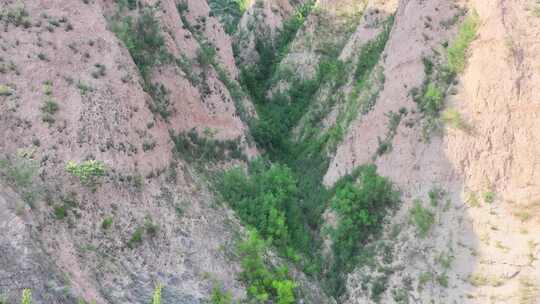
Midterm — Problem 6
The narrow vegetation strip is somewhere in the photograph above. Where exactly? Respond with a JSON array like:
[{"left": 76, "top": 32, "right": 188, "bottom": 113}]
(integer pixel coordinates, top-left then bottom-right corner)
[{"left": 411, "top": 12, "right": 479, "bottom": 140}]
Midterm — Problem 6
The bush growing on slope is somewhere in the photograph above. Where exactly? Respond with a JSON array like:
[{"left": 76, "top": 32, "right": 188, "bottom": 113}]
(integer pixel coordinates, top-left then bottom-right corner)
[
  {"left": 66, "top": 160, "right": 106, "bottom": 188},
  {"left": 328, "top": 165, "right": 400, "bottom": 295},
  {"left": 237, "top": 230, "right": 297, "bottom": 304}
]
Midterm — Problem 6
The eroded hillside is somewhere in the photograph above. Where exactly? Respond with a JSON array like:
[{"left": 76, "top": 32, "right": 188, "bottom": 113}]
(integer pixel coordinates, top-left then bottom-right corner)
[{"left": 1, "top": 0, "right": 539, "bottom": 303}]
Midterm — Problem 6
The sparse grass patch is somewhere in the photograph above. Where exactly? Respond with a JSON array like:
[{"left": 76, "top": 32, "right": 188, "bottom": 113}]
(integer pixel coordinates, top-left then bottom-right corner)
[
  {"left": 467, "top": 192, "right": 480, "bottom": 207},
  {"left": 446, "top": 12, "right": 480, "bottom": 73},
  {"left": 41, "top": 98, "right": 59, "bottom": 115},
  {"left": 518, "top": 276, "right": 540, "bottom": 304},
  {"left": 0, "top": 156, "right": 39, "bottom": 206},
  {"left": 210, "top": 283, "right": 233, "bottom": 304},
  {"left": 442, "top": 108, "right": 470, "bottom": 131},
  {"left": 409, "top": 199, "right": 435, "bottom": 238},
  {"left": 428, "top": 186, "right": 445, "bottom": 207},
  {"left": 0, "top": 5, "right": 31, "bottom": 28},
  {"left": 436, "top": 273, "right": 449, "bottom": 288},
  {"left": 418, "top": 272, "right": 433, "bottom": 289},
  {"left": 375, "top": 110, "right": 406, "bottom": 157},
  {"left": 468, "top": 272, "right": 503, "bottom": 287},
  {"left": 110, "top": 8, "right": 173, "bottom": 119}
]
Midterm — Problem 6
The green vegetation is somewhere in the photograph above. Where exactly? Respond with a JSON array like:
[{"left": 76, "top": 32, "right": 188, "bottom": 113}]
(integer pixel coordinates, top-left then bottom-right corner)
[
  {"left": 218, "top": 160, "right": 302, "bottom": 250},
  {"left": 152, "top": 284, "right": 162, "bottom": 304},
  {"left": 171, "top": 128, "right": 245, "bottom": 163},
  {"left": 323, "top": 17, "right": 393, "bottom": 149},
  {"left": 0, "top": 5, "right": 31, "bottom": 28},
  {"left": 21, "top": 289, "right": 32, "bottom": 304},
  {"left": 101, "top": 216, "right": 113, "bottom": 230},
  {"left": 210, "top": 284, "right": 233, "bottom": 304},
  {"left": 116, "top": 0, "right": 137, "bottom": 10},
  {"left": 446, "top": 12, "right": 480, "bottom": 73},
  {"left": 41, "top": 98, "right": 59, "bottom": 122},
  {"left": 483, "top": 191, "right": 495, "bottom": 204},
  {"left": 127, "top": 227, "right": 144, "bottom": 249},
  {"left": 428, "top": 186, "right": 445, "bottom": 207},
  {"left": 328, "top": 165, "right": 400, "bottom": 295},
  {"left": 376, "top": 109, "right": 406, "bottom": 157},
  {"left": 0, "top": 84, "right": 12, "bottom": 96},
  {"left": 213, "top": 5, "right": 399, "bottom": 300},
  {"left": 41, "top": 81, "right": 59, "bottom": 124},
  {"left": 66, "top": 160, "right": 106, "bottom": 188},
  {"left": 110, "top": 8, "right": 172, "bottom": 119},
  {"left": 441, "top": 108, "right": 470, "bottom": 131},
  {"left": 54, "top": 205, "right": 67, "bottom": 220},
  {"left": 0, "top": 156, "right": 39, "bottom": 205},
  {"left": 237, "top": 230, "right": 296, "bottom": 303},
  {"left": 409, "top": 200, "right": 435, "bottom": 238},
  {"left": 208, "top": 0, "right": 249, "bottom": 34},
  {"left": 176, "top": 2, "right": 251, "bottom": 125},
  {"left": 412, "top": 13, "right": 479, "bottom": 140}
]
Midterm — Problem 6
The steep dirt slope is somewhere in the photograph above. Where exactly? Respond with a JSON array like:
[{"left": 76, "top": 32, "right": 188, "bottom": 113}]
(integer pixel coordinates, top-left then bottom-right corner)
[
  {"left": 0, "top": 0, "right": 253, "bottom": 302},
  {"left": 322, "top": 0, "right": 540, "bottom": 303}
]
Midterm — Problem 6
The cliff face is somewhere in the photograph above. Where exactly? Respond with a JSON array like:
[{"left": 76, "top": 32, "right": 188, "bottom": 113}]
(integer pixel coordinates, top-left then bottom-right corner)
[
  {"left": 1, "top": 0, "right": 539, "bottom": 303},
  {"left": 0, "top": 0, "right": 256, "bottom": 302}
]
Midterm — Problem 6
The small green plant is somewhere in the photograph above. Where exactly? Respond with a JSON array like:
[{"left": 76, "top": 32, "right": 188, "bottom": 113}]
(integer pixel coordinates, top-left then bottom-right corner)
[
  {"left": 442, "top": 108, "right": 470, "bottom": 131},
  {"left": 446, "top": 12, "right": 480, "bottom": 73},
  {"left": 0, "top": 84, "right": 12, "bottom": 96},
  {"left": 66, "top": 160, "right": 106, "bottom": 187},
  {"left": 436, "top": 273, "right": 449, "bottom": 287},
  {"left": 152, "top": 284, "right": 162, "bottom": 304},
  {"left": 483, "top": 191, "right": 495, "bottom": 204},
  {"left": 21, "top": 289, "right": 32, "bottom": 304},
  {"left": 418, "top": 272, "right": 433, "bottom": 288},
  {"left": 0, "top": 6, "right": 31, "bottom": 28},
  {"left": 144, "top": 217, "right": 159, "bottom": 236},
  {"left": 127, "top": 227, "right": 144, "bottom": 249},
  {"left": 54, "top": 205, "right": 67, "bottom": 220},
  {"left": 210, "top": 284, "right": 233, "bottom": 304},
  {"left": 409, "top": 199, "right": 435, "bottom": 238},
  {"left": 428, "top": 186, "right": 445, "bottom": 206},
  {"left": 467, "top": 192, "right": 480, "bottom": 207},
  {"left": 101, "top": 217, "right": 113, "bottom": 230},
  {"left": 41, "top": 98, "right": 59, "bottom": 115}
]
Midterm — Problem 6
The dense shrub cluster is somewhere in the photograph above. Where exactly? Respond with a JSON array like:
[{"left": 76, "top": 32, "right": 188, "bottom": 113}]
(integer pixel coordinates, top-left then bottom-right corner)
[
  {"left": 218, "top": 159, "right": 306, "bottom": 251},
  {"left": 327, "top": 165, "right": 400, "bottom": 295},
  {"left": 237, "top": 230, "right": 296, "bottom": 304},
  {"left": 171, "top": 128, "right": 245, "bottom": 163}
]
